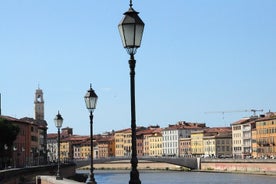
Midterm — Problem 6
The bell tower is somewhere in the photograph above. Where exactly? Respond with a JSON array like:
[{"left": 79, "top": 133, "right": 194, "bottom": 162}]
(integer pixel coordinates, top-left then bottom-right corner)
[{"left": 34, "top": 87, "right": 44, "bottom": 120}]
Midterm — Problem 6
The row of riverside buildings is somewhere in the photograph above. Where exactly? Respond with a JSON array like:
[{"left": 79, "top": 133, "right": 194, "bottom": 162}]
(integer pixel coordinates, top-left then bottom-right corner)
[
  {"left": 2, "top": 88, "right": 276, "bottom": 169},
  {"left": 46, "top": 112, "right": 276, "bottom": 162}
]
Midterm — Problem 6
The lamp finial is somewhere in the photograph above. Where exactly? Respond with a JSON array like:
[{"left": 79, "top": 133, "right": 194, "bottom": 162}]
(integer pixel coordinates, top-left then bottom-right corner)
[{"left": 130, "top": 0, "right": 133, "bottom": 8}]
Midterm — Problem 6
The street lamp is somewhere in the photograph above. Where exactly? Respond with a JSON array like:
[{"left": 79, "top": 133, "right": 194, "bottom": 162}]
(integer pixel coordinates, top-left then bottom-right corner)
[
  {"left": 54, "top": 111, "right": 63, "bottom": 180},
  {"left": 84, "top": 84, "right": 98, "bottom": 184},
  {"left": 13, "top": 146, "right": 17, "bottom": 168},
  {"left": 118, "top": 1, "right": 144, "bottom": 184},
  {"left": 4, "top": 144, "right": 8, "bottom": 169}
]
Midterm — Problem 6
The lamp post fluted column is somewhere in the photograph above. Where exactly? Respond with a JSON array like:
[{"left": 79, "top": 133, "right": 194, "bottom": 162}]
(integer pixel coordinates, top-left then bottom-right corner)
[
  {"left": 87, "top": 111, "right": 96, "bottom": 184},
  {"left": 84, "top": 84, "right": 98, "bottom": 184},
  {"left": 129, "top": 54, "right": 140, "bottom": 184},
  {"left": 56, "top": 127, "right": 62, "bottom": 179}
]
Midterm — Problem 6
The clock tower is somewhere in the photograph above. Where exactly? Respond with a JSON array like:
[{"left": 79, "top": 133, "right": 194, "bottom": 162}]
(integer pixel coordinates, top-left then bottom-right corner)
[{"left": 34, "top": 87, "right": 44, "bottom": 120}]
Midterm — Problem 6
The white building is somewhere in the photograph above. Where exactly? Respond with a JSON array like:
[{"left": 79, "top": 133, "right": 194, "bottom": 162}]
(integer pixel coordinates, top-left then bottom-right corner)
[
  {"left": 231, "top": 117, "right": 256, "bottom": 159},
  {"left": 47, "top": 133, "right": 58, "bottom": 162}
]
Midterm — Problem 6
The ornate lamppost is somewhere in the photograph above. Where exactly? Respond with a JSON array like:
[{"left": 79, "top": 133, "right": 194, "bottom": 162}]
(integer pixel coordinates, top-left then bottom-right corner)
[
  {"left": 118, "top": 0, "right": 145, "bottom": 183},
  {"left": 4, "top": 144, "right": 8, "bottom": 169},
  {"left": 84, "top": 84, "right": 98, "bottom": 184},
  {"left": 13, "top": 146, "right": 17, "bottom": 168},
  {"left": 54, "top": 111, "right": 63, "bottom": 180}
]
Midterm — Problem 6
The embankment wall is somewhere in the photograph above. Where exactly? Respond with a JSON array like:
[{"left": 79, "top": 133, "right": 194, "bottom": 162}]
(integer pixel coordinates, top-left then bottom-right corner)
[{"left": 200, "top": 159, "right": 276, "bottom": 175}]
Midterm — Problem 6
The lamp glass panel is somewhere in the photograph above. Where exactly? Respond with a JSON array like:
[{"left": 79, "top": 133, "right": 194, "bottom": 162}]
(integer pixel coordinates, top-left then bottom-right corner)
[
  {"left": 118, "top": 24, "right": 126, "bottom": 47},
  {"left": 85, "top": 96, "right": 97, "bottom": 110},
  {"left": 134, "top": 24, "right": 144, "bottom": 47},
  {"left": 124, "top": 24, "right": 135, "bottom": 47}
]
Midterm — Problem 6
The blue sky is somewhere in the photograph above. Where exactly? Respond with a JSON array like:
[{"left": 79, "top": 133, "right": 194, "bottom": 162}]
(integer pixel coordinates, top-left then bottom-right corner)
[{"left": 0, "top": 0, "right": 275, "bottom": 135}]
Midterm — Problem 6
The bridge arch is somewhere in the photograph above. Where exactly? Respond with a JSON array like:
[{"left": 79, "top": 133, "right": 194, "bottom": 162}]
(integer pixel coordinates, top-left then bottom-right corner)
[{"left": 75, "top": 157, "right": 198, "bottom": 170}]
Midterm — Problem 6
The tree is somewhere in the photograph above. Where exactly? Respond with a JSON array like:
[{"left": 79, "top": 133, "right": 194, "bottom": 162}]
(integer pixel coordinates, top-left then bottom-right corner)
[{"left": 0, "top": 118, "right": 20, "bottom": 169}]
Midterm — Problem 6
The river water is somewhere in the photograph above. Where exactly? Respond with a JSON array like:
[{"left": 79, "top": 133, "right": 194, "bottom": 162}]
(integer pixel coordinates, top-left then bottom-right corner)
[{"left": 78, "top": 170, "right": 276, "bottom": 184}]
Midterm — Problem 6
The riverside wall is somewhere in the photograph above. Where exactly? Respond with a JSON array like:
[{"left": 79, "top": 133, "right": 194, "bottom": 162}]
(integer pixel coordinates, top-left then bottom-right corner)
[
  {"left": 200, "top": 159, "right": 276, "bottom": 175},
  {"left": 0, "top": 163, "right": 76, "bottom": 184}
]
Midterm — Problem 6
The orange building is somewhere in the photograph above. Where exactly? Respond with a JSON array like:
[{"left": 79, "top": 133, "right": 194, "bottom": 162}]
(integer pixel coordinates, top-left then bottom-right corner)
[
  {"left": 255, "top": 113, "right": 276, "bottom": 158},
  {"left": 0, "top": 115, "right": 47, "bottom": 167}
]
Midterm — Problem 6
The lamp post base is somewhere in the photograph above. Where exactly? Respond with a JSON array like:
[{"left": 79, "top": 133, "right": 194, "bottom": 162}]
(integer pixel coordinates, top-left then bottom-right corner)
[
  {"left": 86, "top": 180, "right": 97, "bottom": 184},
  {"left": 86, "top": 176, "right": 97, "bottom": 184},
  {"left": 56, "top": 175, "right": 63, "bottom": 180},
  {"left": 86, "top": 170, "right": 96, "bottom": 184},
  {"left": 129, "top": 170, "right": 141, "bottom": 184}
]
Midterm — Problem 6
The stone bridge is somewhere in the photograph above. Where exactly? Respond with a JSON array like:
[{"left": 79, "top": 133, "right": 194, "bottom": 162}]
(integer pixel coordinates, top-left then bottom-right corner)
[{"left": 75, "top": 157, "right": 198, "bottom": 170}]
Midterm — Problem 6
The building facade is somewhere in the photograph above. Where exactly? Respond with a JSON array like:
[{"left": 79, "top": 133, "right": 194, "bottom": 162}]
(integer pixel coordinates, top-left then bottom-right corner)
[
  {"left": 215, "top": 132, "right": 232, "bottom": 158},
  {"left": 148, "top": 130, "right": 163, "bottom": 157},
  {"left": 191, "top": 130, "right": 205, "bottom": 156},
  {"left": 163, "top": 122, "right": 205, "bottom": 157},
  {"left": 179, "top": 137, "right": 191, "bottom": 157},
  {"left": 231, "top": 118, "right": 256, "bottom": 158},
  {"left": 97, "top": 135, "right": 115, "bottom": 158},
  {"left": 114, "top": 129, "right": 130, "bottom": 157},
  {"left": 47, "top": 133, "right": 58, "bottom": 162},
  {"left": 255, "top": 113, "right": 276, "bottom": 158}
]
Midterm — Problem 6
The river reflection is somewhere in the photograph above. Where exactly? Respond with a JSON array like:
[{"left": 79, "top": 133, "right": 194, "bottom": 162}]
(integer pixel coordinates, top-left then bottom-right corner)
[{"left": 78, "top": 170, "right": 276, "bottom": 184}]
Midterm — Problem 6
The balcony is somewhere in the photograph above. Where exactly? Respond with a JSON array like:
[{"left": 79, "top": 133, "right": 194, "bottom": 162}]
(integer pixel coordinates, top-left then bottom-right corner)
[{"left": 243, "top": 127, "right": 251, "bottom": 132}]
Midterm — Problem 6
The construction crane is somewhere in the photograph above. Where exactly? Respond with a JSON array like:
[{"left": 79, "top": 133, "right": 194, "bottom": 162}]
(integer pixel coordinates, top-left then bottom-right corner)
[
  {"left": 205, "top": 109, "right": 263, "bottom": 118},
  {"left": 250, "top": 109, "right": 263, "bottom": 116}
]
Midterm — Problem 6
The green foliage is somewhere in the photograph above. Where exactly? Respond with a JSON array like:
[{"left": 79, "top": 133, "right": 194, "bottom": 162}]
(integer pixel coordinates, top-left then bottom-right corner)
[{"left": 0, "top": 118, "right": 20, "bottom": 151}]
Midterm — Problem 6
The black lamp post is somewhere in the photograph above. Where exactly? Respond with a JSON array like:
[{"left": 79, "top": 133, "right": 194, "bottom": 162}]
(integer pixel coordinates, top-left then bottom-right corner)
[
  {"left": 13, "top": 146, "right": 17, "bottom": 168},
  {"left": 4, "top": 144, "right": 8, "bottom": 169},
  {"left": 54, "top": 111, "right": 63, "bottom": 180},
  {"left": 84, "top": 84, "right": 98, "bottom": 184},
  {"left": 118, "top": 1, "right": 144, "bottom": 184}
]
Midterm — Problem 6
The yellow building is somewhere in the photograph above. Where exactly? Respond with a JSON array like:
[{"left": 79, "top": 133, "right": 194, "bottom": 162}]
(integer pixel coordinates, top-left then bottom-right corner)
[
  {"left": 80, "top": 140, "right": 90, "bottom": 159},
  {"left": 143, "top": 134, "right": 151, "bottom": 156},
  {"left": 114, "top": 128, "right": 131, "bottom": 157},
  {"left": 137, "top": 127, "right": 160, "bottom": 156},
  {"left": 203, "top": 135, "right": 216, "bottom": 157},
  {"left": 255, "top": 113, "right": 276, "bottom": 158},
  {"left": 149, "top": 132, "right": 163, "bottom": 157},
  {"left": 192, "top": 127, "right": 232, "bottom": 157},
  {"left": 123, "top": 131, "right": 132, "bottom": 157},
  {"left": 60, "top": 135, "right": 90, "bottom": 161},
  {"left": 191, "top": 130, "right": 204, "bottom": 156},
  {"left": 60, "top": 141, "right": 70, "bottom": 162}
]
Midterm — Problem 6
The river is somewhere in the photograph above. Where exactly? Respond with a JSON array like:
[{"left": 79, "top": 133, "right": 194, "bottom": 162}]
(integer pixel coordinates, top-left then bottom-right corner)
[{"left": 77, "top": 170, "right": 276, "bottom": 184}]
